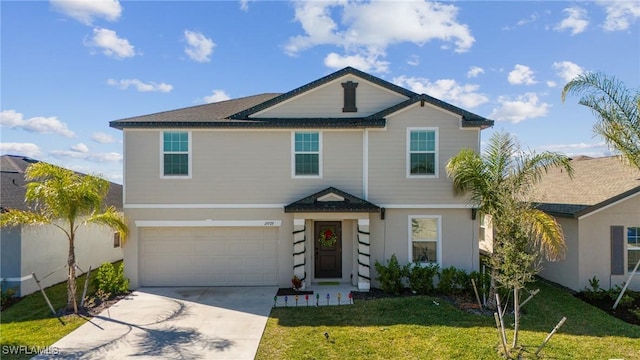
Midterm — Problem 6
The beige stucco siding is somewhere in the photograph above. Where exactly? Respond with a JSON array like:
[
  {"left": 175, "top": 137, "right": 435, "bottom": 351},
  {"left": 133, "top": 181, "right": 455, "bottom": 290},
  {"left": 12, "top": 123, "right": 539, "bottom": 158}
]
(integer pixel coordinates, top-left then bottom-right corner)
[
  {"left": 254, "top": 75, "right": 408, "bottom": 118},
  {"left": 368, "top": 208, "right": 478, "bottom": 284},
  {"left": 539, "top": 217, "right": 580, "bottom": 289},
  {"left": 368, "top": 104, "right": 478, "bottom": 205},
  {"left": 579, "top": 195, "right": 640, "bottom": 291},
  {"left": 124, "top": 129, "right": 364, "bottom": 205}
]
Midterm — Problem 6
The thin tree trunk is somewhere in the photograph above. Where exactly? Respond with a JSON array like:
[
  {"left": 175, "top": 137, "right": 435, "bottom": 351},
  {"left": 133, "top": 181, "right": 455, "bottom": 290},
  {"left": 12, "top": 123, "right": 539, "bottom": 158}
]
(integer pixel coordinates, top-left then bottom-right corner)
[
  {"left": 67, "top": 231, "right": 78, "bottom": 313},
  {"left": 486, "top": 267, "right": 498, "bottom": 310},
  {"left": 512, "top": 287, "right": 519, "bottom": 348}
]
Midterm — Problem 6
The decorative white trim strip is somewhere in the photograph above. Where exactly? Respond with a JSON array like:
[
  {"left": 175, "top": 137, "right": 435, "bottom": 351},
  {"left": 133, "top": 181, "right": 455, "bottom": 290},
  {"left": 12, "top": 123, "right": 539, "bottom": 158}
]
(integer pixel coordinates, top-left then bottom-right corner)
[
  {"left": 2, "top": 274, "right": 33, "bottom": 282},
  {"left": 363, "top": 129, "right": 369, "bottom": 200},
  {"left": 380, "top": 204, "right": 473, "bottom": 209},
  {"left": 294, "top": 218, "right": 305, "bottom": 227},
  {"left": 135, "top": 220, "right": 282, "bottom": 227},
  {"left": 358, "top": 219, "right": 370, "bottom": 226},
  {"left": 125, "top": 204, "right": 284, "bottom": 209},
  {"left": 577, "top": 191, "right": 640, "bottom": 220}
]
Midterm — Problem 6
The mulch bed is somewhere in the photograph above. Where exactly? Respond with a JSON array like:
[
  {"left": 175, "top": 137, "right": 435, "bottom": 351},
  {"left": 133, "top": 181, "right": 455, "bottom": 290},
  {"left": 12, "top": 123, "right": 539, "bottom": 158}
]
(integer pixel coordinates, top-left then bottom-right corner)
[
  {"left": 574, "top": 292, "right": 640, "bottom": 326},
  {"left": 277, "top": 288, "right": 314, "bottom": 296}
]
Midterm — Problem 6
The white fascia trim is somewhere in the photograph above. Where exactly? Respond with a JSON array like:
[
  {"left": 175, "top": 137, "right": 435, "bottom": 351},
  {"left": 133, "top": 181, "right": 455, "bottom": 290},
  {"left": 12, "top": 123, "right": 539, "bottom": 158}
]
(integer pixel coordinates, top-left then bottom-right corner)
[
  {"left": 577, "top": 191, "right": 640, "bottom": 220},
  {"left": 380, "top": 204, "right": 473, "bottom": 209},
  {"left": 124, "top": 204, "right": 284, "bottom": 209},
  {"left": 135, "top": 220, "right": 282, "bottom": 227},
  {"left": 2, "top": 274, "right": 34, "bottom": 282}
]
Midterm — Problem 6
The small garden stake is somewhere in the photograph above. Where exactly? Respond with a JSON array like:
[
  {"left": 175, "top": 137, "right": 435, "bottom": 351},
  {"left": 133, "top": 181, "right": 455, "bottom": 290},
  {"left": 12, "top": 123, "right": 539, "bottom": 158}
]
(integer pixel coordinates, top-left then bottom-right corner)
[
  {"left": 305, "top": 294, "right": 309, "bottom": 307},
  {"left": 348, "top": 292, "right": 353, "bottom": 304},
  {"left": 284, "top": 295, "right": 288, "bottom": 307},
  {"left": 494, "top": 313, "right": 510, "bottom": 359},
  {"left": 316, "top": 293, "right": 319, "bottom": 306},
  {"left": 295, "top": 295, "right": 299, "bottom": 306},
  {"left": 337, "top": 293, "right": 341, "bottom": 305},
  {"left": 535, "top": 317, "right": 567, "bottom": 356},
  {"left": 326, "top": 293, "right": 330, "bottom": 305},
  {"left": 273, "top": 296, "right": 277, "bottom": 308}
]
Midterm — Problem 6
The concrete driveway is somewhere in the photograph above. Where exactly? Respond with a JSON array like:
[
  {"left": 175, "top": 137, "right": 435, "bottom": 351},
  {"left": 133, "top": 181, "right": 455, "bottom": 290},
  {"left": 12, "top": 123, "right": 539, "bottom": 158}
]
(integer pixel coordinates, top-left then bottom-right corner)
[{"left": 37, "top": 287, "right": 277, "bottom": 360}]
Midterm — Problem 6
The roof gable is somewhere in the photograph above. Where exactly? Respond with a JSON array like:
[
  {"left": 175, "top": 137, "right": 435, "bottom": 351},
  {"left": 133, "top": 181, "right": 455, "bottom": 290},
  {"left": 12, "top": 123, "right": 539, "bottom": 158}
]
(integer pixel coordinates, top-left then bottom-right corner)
[{"left": 284, "top": 187, "right": 380, "bottom": 213}]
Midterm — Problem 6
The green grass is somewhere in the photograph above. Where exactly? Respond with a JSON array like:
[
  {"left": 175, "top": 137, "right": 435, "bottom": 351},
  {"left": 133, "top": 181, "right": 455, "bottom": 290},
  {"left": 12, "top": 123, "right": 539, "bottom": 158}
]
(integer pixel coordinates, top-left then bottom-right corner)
[
  {"left": 256, "top": 280, "right": 640, "bottom": 360},
  {"left": 0, "top": 270, "right": 98, "bottom": 360}
]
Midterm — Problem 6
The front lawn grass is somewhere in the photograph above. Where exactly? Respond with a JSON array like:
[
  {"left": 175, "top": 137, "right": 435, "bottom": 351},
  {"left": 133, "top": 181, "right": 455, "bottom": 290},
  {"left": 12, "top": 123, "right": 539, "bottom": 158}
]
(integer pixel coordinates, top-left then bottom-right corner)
[
  {"left": 256, "top": 280, "right": 640, "bottom": 359},
  {"left": 1, "top": 270, "right": 97, "bottom": 360}
]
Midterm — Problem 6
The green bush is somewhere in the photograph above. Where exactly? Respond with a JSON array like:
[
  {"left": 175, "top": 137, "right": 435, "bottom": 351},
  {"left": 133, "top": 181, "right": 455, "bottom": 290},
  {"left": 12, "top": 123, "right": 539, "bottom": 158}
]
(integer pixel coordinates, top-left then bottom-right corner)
[
  {"left": 404, "top": 262, "right": 439, "bottom": 295},
  {"left": 94, "top": 262, "right": 129, "bottom": 295},
  {"left": 1, "top": 282, "right": 18, "bottom": 309},
  {"left": 437, "top": 266, "right": 470, "bottom": 295},
  {"left": 374, "top": 254, "right": 405, "bottom": 295}
]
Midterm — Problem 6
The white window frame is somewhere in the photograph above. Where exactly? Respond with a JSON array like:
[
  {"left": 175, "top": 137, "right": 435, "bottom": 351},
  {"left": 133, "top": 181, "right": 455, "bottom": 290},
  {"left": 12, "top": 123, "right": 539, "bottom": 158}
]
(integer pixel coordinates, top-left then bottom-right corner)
[
  {"left": 160, "top": 130, "right": 192, "bottom": 179},
  {"left": 408, "top": 215, "right": 442, "bottom": 266},
  {"left": 113, "top": 232, "right": 121, "bottom": 248},
  {"left": 406, "top": 127, "right": 439, "bottom": 178},
  {"left": 628, "top": 226, "right": 640, "bottom": 273},
  {"left": 291, "top": 131, "right": 322, "bottom": 178}
]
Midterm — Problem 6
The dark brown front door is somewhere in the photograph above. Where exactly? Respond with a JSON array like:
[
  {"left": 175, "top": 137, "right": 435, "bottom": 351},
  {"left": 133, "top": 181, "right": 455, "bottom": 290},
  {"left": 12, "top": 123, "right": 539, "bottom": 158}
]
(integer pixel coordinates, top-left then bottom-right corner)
[{"left": 314, "top": 221, "right": 342, "bottom": 278}]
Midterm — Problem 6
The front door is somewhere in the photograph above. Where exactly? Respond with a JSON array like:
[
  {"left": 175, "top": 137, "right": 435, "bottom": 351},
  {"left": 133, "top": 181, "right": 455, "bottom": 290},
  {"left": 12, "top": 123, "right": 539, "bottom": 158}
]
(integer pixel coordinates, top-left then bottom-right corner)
[{"left": 314, "top": 221, "right": 342, "bottom": 278}]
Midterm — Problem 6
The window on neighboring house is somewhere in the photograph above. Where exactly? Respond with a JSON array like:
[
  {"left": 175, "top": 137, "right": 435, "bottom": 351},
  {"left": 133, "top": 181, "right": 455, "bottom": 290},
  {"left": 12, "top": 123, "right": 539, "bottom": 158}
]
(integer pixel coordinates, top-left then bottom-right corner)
[
  {"left": 162, "top": 131, "right": 190, "bottom": 177},
  {"left": 409, "top": 216, "right": 440, "bottom": 264},
  {"left": 293, "top": 131, "right": 321, "bottom": 177},
  {"left": 407, "top": 128, "right": 437, "bottom": 177},
  {"left": 113, "top": 232, "right": 121, "bottom": 248},
  {"left": 628, "top": 227, "right": 640, "bottom": 272},
  {"left": 479, "top": 214, "right": 486, "bottom": 242}
]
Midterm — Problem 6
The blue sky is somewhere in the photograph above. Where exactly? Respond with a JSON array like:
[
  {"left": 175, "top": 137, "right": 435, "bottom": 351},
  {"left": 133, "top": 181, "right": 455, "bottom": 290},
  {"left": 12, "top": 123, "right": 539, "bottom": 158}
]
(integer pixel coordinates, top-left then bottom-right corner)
[{"left": 2, "top": 0, "right": 639, "bottom": 184}]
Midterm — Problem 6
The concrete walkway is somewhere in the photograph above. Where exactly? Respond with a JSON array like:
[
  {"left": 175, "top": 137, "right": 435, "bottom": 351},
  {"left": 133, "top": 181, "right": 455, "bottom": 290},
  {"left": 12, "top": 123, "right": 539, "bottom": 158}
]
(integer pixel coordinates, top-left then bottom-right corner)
[{"left": 36, "top": 287, "right": 277, "bottom": 360}]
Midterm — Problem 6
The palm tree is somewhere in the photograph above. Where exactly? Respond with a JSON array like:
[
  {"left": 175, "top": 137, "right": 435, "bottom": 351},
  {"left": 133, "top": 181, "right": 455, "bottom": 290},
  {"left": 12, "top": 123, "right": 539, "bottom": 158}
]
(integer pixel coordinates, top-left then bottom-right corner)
[
  {"left": 562, "top": 71, "right": 640, "bottom": 169},
  {"left": 0, "top": 162, "right": 127, "bottom": 313},
  {"left": 446, "top": 131, "right": 573, "bottom": 308}
]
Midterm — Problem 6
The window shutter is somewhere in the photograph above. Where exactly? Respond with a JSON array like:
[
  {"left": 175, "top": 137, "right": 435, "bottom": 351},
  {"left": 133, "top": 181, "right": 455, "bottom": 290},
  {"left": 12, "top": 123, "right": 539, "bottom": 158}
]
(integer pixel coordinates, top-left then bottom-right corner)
[{"left": 611, "top": 226, "right": 624, "bottom": 275}]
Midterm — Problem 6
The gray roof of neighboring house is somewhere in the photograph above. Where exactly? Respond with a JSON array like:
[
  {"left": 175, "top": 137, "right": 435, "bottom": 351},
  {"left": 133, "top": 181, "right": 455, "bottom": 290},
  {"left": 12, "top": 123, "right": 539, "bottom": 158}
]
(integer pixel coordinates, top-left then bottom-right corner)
[
  {"left": 0, "top": 155, "right": 123, "bottom": 212},
  {"left": 531, "top": 156, "right": 640, "bottom": 218},
  {"left": 284, "top": 187, "right": 380, "bottom": 213},
  {"left": 110, "top": 67, "right": 494, "bottom": 130}
]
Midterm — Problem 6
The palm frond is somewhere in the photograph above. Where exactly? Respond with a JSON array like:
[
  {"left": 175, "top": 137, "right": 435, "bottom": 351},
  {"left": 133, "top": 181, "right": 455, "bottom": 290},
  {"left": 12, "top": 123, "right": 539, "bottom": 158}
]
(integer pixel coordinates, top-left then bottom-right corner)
[
  {"left": 524, "top": 208, "right": 566, "bottom": 261},
  {"left": 0, "top": 209, "right": 51, "bottom": 228},
  {"left": 87, "top": 206, "right": 129, "bottom": 244}
]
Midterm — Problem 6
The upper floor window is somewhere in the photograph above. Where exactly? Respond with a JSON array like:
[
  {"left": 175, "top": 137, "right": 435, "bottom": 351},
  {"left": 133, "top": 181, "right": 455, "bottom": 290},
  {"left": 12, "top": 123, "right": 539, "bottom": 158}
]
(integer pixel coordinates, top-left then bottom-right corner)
[
  {"left": 407, "top": 128, "right": 438, "bottom": 178},
  {"left": 628, "top": 227, "right": 640, "bottom": 272},
  {"left": 293, "top": 131, "right": 321, "bottom": 177},
  {"left": 162, "top": 131, "right": 191, "bottom": 177},
  {"left": 409, "top": 216, "right": 440, "bottom": 264}
]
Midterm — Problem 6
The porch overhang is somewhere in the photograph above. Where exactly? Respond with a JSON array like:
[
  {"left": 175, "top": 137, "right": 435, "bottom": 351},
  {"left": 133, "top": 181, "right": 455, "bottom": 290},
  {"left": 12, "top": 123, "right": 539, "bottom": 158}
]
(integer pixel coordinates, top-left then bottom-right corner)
[{"left": 284, "top": 187, "right": 381, "bottom": 214}]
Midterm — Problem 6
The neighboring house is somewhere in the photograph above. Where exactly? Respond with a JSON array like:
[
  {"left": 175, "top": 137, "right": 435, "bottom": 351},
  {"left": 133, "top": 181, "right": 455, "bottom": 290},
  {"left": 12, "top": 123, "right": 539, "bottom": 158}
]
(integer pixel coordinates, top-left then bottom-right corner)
[
  {"left": 530, "top": 155, "right": 640, "bottom": 291},
  {"left": 0, "top": 155, "right": 124, "bottom": 296},
  {"left": 109, "top": 67, "right": 494, "bottom": 291}
]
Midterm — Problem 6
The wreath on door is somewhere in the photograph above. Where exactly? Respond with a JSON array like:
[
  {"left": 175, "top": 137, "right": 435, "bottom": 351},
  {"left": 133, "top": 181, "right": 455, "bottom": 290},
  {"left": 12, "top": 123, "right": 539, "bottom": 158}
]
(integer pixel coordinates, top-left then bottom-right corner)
[{"left": 319, "top": 228, "right": 338, "bottom": 247}]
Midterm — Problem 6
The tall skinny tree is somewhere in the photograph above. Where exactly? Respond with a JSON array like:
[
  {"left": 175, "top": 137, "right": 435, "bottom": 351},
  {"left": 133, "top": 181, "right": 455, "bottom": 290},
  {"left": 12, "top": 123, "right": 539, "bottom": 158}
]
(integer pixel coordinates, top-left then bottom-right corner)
[
  {"left": 0, "top": 162, "right": 128, "bottom": 313},
  {"left": 446, "top": 131, "right": 573, "bottom": 308},
  {"left": 562, "top": 71, "right": 640, "bottom": 169}
]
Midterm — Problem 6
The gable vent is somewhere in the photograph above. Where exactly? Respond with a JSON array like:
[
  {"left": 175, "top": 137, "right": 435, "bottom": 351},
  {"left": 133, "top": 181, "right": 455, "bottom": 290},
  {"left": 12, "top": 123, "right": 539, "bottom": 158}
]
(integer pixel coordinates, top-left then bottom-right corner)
[{"left": 342, "top": 81, "right": 358, "bottom": 112}]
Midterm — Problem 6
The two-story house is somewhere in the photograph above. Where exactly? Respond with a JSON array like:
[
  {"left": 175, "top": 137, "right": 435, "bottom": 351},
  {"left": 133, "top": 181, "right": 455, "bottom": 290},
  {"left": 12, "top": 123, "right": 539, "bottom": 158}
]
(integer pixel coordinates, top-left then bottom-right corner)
[{"left": 110, "top": 67, "right": 494, "bottom": 291}]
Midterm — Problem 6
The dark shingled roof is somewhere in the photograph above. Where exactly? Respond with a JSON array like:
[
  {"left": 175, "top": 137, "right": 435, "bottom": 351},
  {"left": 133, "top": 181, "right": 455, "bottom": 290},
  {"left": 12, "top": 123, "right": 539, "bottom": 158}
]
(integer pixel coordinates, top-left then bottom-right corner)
[
  {"left": 0, "top": 155, "right": 123, "bottom": 212},
  {"left": 109, "top": 67, "right": 493, "bottom": 130},
  {"left": 285, "top": 187, "right": 380, "bottom": 213}
]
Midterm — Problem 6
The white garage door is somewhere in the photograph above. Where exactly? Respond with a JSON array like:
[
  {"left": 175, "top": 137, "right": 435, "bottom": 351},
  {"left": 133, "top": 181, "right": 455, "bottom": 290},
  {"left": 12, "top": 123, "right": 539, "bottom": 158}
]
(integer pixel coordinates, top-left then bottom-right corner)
[{"left": 140, "top": 227, "right": 278, "bottom": 286}]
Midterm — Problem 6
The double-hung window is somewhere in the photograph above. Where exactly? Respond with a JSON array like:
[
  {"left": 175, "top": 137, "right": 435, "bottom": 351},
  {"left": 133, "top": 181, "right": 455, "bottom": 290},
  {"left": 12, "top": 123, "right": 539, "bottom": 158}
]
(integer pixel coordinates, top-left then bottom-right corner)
[
  {"left": 293, "top": 131, "right": 321, "bottom": 177},
  {"left": 409, "top": 216, "right": 440, "bottom": 264},
  {"left": 407, "top": 128, "right": 438, "bottom": 177},
  {"left": 162, "top": 131, "right": 190, "bottom": 177},
  {"left": 628, "top": 227, "right": 640, "bottom": 272}
]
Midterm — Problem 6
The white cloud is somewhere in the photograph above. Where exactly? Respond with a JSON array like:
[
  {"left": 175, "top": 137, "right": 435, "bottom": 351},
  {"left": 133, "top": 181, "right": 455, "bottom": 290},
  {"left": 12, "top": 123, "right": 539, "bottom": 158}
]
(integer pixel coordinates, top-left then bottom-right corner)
[
  {"left": 555, "top": 7, "right": 589, "bottom": 35},
  {"left": 0, "top": 109, "right": 75, "bottom": 137},
  {"left": 51, "top": 0, "right": 122, "bottom": 25},
  {"left": 91, "top": 132, "right": 116, "bottom": 144},
  {"left": 538, "top": 141, "right": 612, "bottom": 157},
  {"left": 393, "top": 76, "right": 489, "bottom": 109},
  {"left": 50, "top": 150, "right": 123, "bottom": 162},
  {"left": 324, "top": 52, "right": 390, "bottom": 73},
  {"left": 184, "top": 30, "right": 215, "bottom": 63},
  {"left": 0, "top": 143, "right": 42, "bottom": 158},
  {"left": 489, "top": 93, "right": 550, "bottom": 123},
  {"left": 203, "top": 90, "right": 231, "bottom": 103},
  {"left": 107, "top": 78, "right": 173, "bottom": 92},
  {"left": 467, "top": 66, "right": 484, "bottom": 78},
  {"left": 71, "top": 143, "right": 89, "bottom": 153},
  {"left": 553, "top": 61, "right": 585, "bottom": 82},
  {"left": 508, "top": 64, "right": 537, "bottom": 85},
  {"left": 239, "top": 0, "right": 249, "bottom": 11},
  {"left": 285, "top": 1, "right": 474, "bottom": 72},
  {"left": 88, "top": 28, "right": 135, "bottom": 59},
  {"left": 597, "top": 0, "right": 640, "bottom": 31},
  {"left": 407, "top": 55, "right": 420, "bottom": 66},
  {"left": 547, "top": 80, "right": 558, "bottom": 88}
]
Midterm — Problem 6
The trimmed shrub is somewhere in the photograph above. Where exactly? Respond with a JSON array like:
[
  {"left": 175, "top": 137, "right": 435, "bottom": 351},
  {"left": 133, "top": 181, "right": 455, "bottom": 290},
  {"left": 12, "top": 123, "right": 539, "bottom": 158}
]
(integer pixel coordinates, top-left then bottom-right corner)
[
  {"left": 95, "top": 262, "right": 129, "bottom": 295},
  {"left": 374, "top": 254, "right": 404, "bottom": 295},
  {"left": 405, "top": 262, "right": 439, "bottom": 295},
  {"left": 437, "top": 266, "right": 470, "bottom": 295}
]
